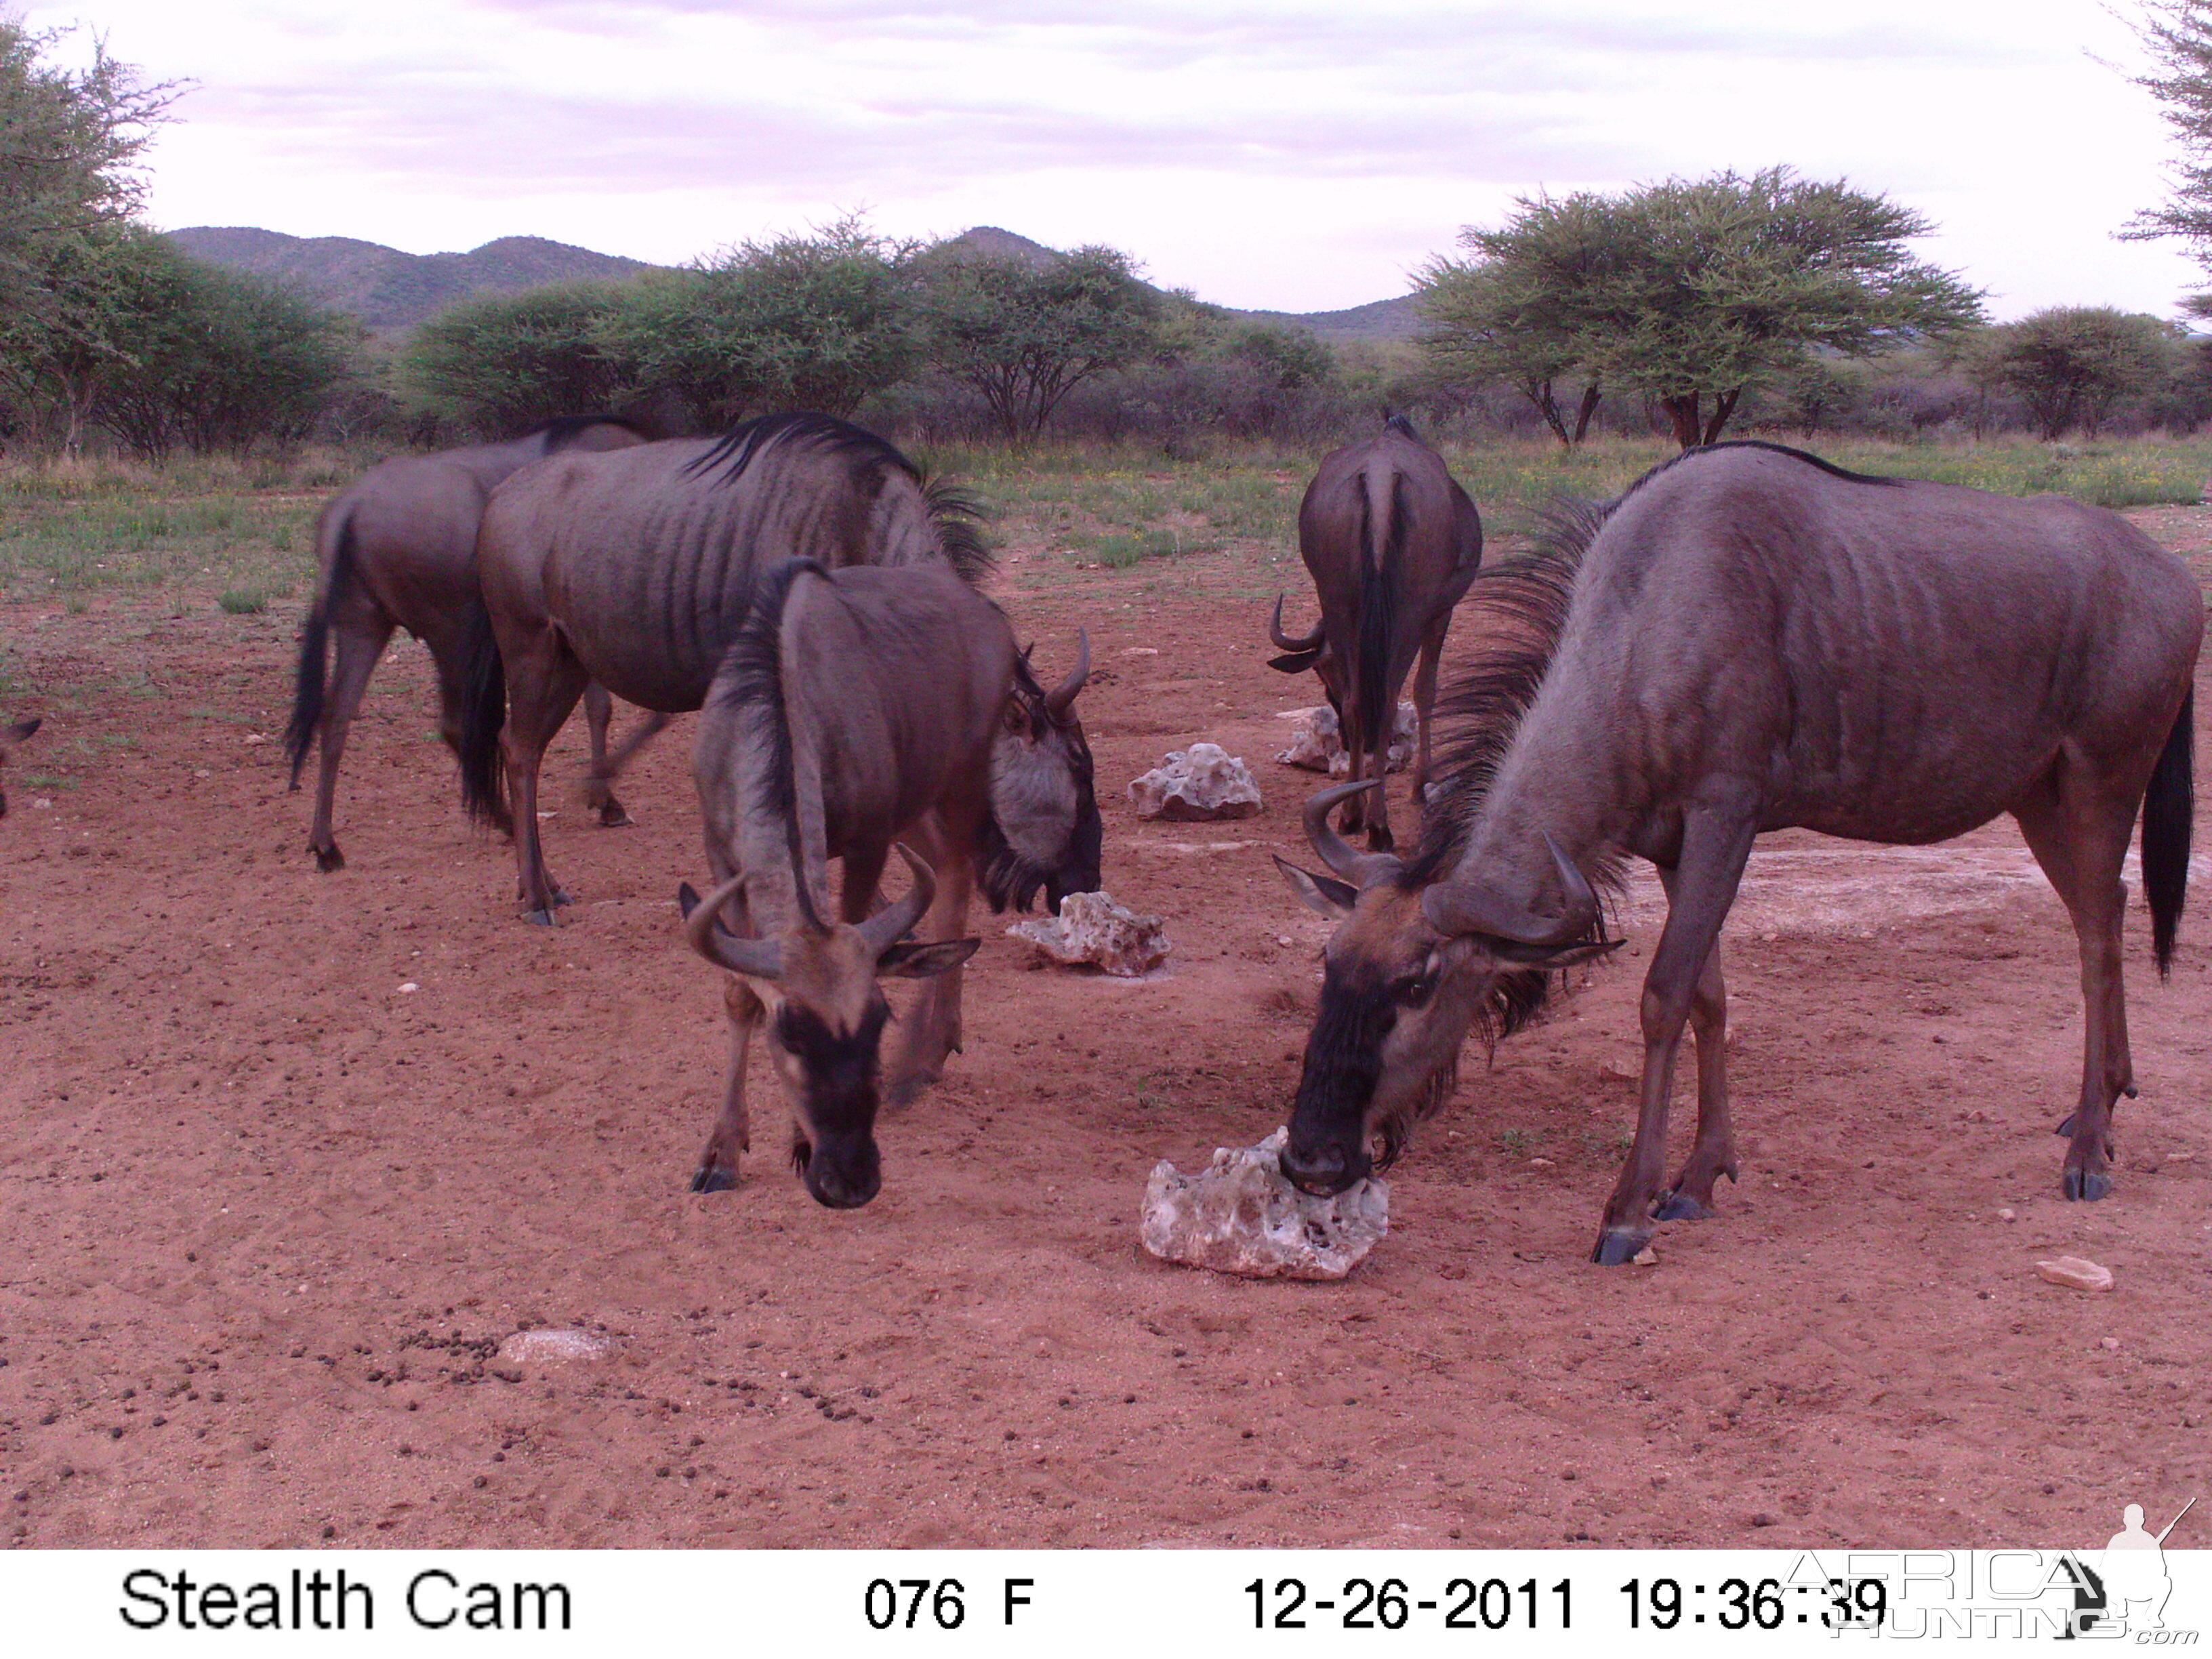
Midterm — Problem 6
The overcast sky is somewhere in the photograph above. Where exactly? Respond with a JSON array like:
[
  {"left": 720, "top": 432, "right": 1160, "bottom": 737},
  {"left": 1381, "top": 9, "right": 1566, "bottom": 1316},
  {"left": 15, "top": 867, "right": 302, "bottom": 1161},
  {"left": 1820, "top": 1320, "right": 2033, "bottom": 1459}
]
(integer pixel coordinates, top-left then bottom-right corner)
[{"left": 17, "top": 0, "right": 2208, "bottom": 319}]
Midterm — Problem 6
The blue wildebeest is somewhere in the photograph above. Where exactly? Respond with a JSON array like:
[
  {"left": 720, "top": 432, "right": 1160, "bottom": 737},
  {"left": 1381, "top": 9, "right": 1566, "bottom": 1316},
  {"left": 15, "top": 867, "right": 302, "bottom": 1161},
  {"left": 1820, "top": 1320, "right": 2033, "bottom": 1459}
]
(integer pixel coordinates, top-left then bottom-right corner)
[
  {"left": 1275, "top": 442, "right": 2202, "bottom": 1265},
  {"left": 462, "top": 412, "right": 1097, "bottom": 925},
  {"left": 0, "top": 716, "right": 39, "bottom": 819},
  {"left": 284, "top": 415, "right": 650, "bottom": 871},
  {"left": 1268, "top": 415, "right": 1483, "bottom": 853},
  {"left": 678, "top": 558, "right": 1096, "bottom": 1203}
]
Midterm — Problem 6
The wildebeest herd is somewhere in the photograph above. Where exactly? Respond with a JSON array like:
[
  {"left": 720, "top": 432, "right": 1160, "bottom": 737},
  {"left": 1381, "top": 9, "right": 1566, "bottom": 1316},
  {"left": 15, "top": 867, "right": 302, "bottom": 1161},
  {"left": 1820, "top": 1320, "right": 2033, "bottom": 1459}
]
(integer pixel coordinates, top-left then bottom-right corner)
[{"left": 84, "top": 411, "right": 2198, "bottom": 1268}]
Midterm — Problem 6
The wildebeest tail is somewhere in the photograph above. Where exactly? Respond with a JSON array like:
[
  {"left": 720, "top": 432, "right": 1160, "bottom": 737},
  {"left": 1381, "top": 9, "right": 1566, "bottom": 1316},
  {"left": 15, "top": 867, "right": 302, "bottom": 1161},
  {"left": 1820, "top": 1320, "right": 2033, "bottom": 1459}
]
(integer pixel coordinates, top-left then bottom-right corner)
[
  {"left": 283, "top": 508, "right": 356, "bottom": 788},
  {"left": 2144, "top": 684, "right": 2194, "bottom": 977},
  {"left": 1351, "top": 472, "right": 1406, "bottom": 756},
  {"left": 455, "top": 599, "right": 510, "bottom": 832}
]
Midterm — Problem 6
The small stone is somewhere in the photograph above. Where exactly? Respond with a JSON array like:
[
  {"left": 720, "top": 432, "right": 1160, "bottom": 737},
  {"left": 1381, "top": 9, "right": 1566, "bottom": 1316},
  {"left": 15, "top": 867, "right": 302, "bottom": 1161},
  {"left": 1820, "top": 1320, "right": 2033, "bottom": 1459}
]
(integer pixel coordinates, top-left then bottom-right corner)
[
  {"left": 1140, "top": 1128, "right": 1387, "bottom": 1280},
  {"left": 192, "top": 769, "right": 210, "bottom": 779},
  {"left": 1528, "top": 1156, "right": 1555, "bottom": 1170},
  {"left": 2099, "top": 1336, "right": 2122, "bottom": 1351},
  {"left": 1274, "top": 701, "right": 1418, "bottom": 776},
  {"left": 2167, "top": 1151, "right": 2195, "bottom": 1164},
  {"left": 1128, "top": 743, "right": 1262, "bottom": 821},
  {"left": 31, "top": 798, "right": 51, "bottom": 810},
  {"left": 398, "top": 982, "right": 419, "bottom": 994},
  {"left": 1631, "top": 1246, "right": 1658, "bottom": 1267},
  {"left": 1997, "top": 1207, "right": 2016, "bottom": 1221},
  {"left": 243, "top": 733, "right": 267, "bottom": 745},
  {"left": 1008, "top": 890, "right": 1169, "bottom": 977},
  {"left": 2035, "top": 1256, "right": 2114, "bottom": 1292}
]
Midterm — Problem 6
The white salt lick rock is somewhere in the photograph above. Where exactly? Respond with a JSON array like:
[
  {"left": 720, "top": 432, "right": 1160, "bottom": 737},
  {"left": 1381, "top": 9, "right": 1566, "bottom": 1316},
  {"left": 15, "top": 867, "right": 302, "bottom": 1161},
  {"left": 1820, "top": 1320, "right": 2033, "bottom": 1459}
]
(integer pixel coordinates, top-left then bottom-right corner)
[
  {"left": 1008, "top": 890, "right": 1170, "bottom": 977},
  {"left": 1128, "top": 742, "right": 1262, "bottom": 821},
  {"left": 497, "top": 1328, "right": 617, "bottom": 1364},
  {"left": 1141, "top": 1128, "right": 1388, "bottom": 1280},
  {"left": 2034, "top": 1255, "right": 2114, "bottom": 1292},
  {"left": 1275, "top": 701, "right": 1417, "bottom": 776}
]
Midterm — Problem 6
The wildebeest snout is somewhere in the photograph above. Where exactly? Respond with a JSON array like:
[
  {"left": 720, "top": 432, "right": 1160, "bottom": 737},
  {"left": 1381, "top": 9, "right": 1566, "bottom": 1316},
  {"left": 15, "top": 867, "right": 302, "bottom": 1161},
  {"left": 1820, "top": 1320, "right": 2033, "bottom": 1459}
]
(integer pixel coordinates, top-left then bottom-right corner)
[
  {"left": 802, "top": 1136, "right": 882, "bottom": 1210},
  {"left": 1279, "top": 1134, "right": 1370, "bottom": 1197}
]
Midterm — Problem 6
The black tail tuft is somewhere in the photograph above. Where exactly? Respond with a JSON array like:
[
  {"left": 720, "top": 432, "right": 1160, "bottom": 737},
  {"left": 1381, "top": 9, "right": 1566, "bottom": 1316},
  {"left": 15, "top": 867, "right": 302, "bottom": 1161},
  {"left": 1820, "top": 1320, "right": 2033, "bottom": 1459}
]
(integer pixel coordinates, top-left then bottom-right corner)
[
  {"left": 2144, "top": 684, "right": 2194, "bottom": 978},
  {"left": 284, "top": 509, "right": 358, "bottom": 788},
  {"left": 454, "top": 600, "right": 511, "bottom": 833}
]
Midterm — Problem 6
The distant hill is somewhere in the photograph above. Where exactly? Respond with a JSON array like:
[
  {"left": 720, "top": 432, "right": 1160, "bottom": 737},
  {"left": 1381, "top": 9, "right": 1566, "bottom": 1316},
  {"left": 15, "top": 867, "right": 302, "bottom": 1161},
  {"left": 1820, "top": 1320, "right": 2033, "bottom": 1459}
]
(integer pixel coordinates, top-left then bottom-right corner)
[
  {"left": 167, "top": 223, "right": 1420, "bottom": 344},
  {"left": 165, "top": 228, "right": 658, "bottom": 332}
]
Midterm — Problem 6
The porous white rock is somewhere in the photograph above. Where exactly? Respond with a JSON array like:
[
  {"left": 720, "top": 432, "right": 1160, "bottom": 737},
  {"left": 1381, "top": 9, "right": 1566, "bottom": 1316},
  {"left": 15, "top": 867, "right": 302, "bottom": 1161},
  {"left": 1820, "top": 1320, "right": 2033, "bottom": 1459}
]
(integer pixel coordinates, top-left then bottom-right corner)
[
  {"left": 1128, "top": 742, "right": 1262, "bottom": 821},
  {"left": 1275, "top": 701, "right": 1418, "bottom": 776},
  {"left": 1008, "top": 890, "right": 1170, "bottom": 977},
  {"left": 498, "top": 1328, "right": 617, "bottom": 1364},
  {"left": 1140, "top": 1127, "right": 1388, "bottom": 1280}
]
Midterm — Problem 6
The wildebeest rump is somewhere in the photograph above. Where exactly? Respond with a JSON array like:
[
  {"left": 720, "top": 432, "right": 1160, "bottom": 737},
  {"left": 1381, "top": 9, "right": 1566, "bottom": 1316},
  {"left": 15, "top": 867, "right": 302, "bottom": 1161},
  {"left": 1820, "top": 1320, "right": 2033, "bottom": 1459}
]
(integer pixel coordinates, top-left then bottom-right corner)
[
  {"left": 283, "top": 415, "right": 650, "bottom": 872},
  {"left": 462, "top": 413, "right": 1097, "bottom": 924},
  {"left": 0, "top": 716, "right": 39, "bottom": 819},
  {"left": 1267, "top": 415, "right": 1483, "bottom": 853},
  {"left": 678, "top": 558, "right": 1090, "bottom": 1204},
  {"left": 1275, "top": 442, "right": 2202, "bottom": 1265}
]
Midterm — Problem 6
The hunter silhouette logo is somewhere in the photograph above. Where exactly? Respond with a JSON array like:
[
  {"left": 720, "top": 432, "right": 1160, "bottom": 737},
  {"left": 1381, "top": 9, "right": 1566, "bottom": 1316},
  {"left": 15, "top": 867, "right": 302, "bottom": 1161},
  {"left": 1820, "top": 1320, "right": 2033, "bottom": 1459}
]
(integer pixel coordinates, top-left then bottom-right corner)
[{"left": 2060, "top": 1497, "right": 2196, "bottom": 1639}]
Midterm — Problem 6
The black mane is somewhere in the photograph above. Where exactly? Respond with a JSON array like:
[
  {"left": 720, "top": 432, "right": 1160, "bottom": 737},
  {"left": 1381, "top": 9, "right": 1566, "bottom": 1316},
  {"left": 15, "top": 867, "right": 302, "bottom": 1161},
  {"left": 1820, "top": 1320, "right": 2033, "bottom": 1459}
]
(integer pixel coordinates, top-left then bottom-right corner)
[
  {"left": 683, "top": 412, "right": 994, "bottom": 583},
  {"left": 710, "top": 557, "right": 823, "bottom": 928},
  {"left": 1618, "top": 438, "right": 1900, "bottom": 506}
]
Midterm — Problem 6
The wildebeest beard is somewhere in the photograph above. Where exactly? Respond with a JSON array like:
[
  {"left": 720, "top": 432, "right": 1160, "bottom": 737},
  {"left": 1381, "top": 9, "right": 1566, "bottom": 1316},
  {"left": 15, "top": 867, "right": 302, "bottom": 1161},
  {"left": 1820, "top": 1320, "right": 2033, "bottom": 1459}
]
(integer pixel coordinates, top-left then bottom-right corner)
[{"left": 1297, "top": 961, "right": 1460, "bottom": 1174}]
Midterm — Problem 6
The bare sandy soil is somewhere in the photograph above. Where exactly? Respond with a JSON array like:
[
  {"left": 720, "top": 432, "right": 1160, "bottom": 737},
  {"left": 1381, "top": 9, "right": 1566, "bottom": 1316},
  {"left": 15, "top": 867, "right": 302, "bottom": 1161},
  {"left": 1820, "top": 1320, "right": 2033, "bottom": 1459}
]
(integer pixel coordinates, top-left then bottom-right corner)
[{"left": 1, "top": 497, "right": 2207, "bottom": 1552}]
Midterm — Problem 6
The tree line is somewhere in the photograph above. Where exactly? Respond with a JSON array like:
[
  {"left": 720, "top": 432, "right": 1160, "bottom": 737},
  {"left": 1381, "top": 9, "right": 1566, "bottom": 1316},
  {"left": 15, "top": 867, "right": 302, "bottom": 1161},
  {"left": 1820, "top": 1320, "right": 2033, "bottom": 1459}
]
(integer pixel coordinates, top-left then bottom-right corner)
[{"left": 12, "top": 17, "right": 2212, "bottom": 462}]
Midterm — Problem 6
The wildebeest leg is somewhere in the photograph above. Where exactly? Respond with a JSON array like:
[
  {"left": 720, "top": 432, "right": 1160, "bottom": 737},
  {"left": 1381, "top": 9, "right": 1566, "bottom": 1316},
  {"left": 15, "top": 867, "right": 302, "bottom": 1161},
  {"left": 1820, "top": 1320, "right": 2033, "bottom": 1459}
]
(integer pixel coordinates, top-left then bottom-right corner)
[
  {"left": 1652, "top": 865, "right": 1740, "bottom": 1221},
  {"left": 2013, "top": 779, "right": 2137, "bottom": 1202},
  {"left": 884, "top": 816, "right": 972, "bottom": 1109},
  {"left": 1595, "top": 807, "right": 1757, "bottom": 1265},
  {"left": 693, "top": 972, "right": 763, "bottom": 1193},
  {"left": 1409, "top": 622, "right": 1446, "bottom": 806},
  {"left": 580, "top": 690, "right": 671, "bottom": 828},
  {"left": 305, "top": 612, "right": 394, "bottom": 873},
  {"left": 500, "top": 639, "right": 590, "bottom": 923}
]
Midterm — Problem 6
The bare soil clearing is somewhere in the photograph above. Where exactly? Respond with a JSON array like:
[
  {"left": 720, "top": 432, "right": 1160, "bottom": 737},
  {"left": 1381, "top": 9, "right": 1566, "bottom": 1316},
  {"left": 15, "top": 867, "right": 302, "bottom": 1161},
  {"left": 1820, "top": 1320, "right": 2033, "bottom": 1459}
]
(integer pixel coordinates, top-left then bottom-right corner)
[{"left": 1, "top": 501, "right": 2207, "bottom": 1550}]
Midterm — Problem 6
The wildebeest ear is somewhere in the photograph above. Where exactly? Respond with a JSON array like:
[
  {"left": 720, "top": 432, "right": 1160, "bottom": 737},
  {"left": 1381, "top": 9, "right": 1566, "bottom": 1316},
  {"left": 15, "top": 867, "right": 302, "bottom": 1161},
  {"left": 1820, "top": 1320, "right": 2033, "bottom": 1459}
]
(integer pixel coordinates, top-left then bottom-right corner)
[
  {"left": 878, "top": 937, "right": 981, "bottom": 979},
  {"left": 1268, "top": 649, "right": 1323, "bottom": 674},
  {"left": 677, "top": 882, "right": 703, "bottom": 920},
  {"left": 1274, "top": 854, "right": 1357, "bottom": 918}
]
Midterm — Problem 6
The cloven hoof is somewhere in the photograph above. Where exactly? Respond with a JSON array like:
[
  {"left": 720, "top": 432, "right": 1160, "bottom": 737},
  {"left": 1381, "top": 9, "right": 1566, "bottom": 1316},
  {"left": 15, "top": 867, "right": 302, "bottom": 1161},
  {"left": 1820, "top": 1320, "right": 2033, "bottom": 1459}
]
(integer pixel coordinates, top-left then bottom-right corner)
[
  {"left": 525, "top": 907, "right": 558, "bottom": 927},
  {"left": 2062, "top": 1168, "right": 2112, "bottom": 1202},
  {"left": 1591, "top": 1226, "right": 1652, "bottom": 1267},
  {"left": 1653, "top": 1191, "right": 1711, "bottom": 1223},
  {"left": 690, "top": 1167, "right": 737, "bottom": 1195},
  {"left": 312, "top": 844, "right": 344, "bottom": 874}
]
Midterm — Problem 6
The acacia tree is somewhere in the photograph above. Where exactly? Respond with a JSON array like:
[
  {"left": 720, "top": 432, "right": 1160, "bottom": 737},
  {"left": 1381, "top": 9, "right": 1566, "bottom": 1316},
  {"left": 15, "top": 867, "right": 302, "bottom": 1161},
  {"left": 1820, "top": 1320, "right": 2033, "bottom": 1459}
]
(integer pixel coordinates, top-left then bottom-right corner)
[
  {"left": 2122, "top": 0, "right": 2212, "bottom": 306},
  {"left": 915, "top": 243, "right": 1160, "bottom": 441},
  {"left": 1421, "top": 167, "right": 1984, "bottom": 448},
  {"left": 598, "top": 216, "right": 918, "bottom": 426},
  {"left": 1956, "top": 308, "right": 2178, "bottom": 440},
  {"left": 403, "top": 283, "right": 634, "bottom": 436}
]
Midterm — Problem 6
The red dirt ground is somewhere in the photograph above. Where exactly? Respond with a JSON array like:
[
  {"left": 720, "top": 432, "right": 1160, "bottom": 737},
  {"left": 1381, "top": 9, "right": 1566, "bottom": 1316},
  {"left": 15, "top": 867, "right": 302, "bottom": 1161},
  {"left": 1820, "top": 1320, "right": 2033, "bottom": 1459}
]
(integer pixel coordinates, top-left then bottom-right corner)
[{"left": 1, "top": 500, "right": 2207, "bottom": 1551}]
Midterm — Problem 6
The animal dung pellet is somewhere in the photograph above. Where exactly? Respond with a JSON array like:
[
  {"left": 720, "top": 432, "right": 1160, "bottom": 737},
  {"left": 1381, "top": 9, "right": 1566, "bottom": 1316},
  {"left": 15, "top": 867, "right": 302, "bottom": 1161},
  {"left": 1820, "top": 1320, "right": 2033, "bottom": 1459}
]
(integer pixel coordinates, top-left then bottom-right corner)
[
  {"left": 1274, "top": 701, "right": 1417, "bottom": 776},
  {"left": 1140, "top": 1128, "right": 1387, "bottom": 1280},
  {"left": 2034, "top": 1255, "right": 2114, "bottom": 1292},
  {"left": 1128, "top": 743, "right": 1263, "bottom": 821},
  {"left": 497, "top": 1328, "right": 616, "bottom": 1364},
  {"left": 1008, "top": 890, "right": 1170, "bottom": 977}
]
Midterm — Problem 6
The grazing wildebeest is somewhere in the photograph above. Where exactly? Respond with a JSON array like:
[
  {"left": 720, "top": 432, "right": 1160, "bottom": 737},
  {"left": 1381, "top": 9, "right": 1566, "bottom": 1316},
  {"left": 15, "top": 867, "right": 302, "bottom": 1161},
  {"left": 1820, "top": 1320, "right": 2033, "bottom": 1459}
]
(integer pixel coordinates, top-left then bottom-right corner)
[
  {"left": 463, "top": 412, "right": 1098, "bottom": 924},
  {"left": 1268, "top": 414, "right": 1483, "bottom": 853},
  {"left": 1274, "top": 442, "right": 2202, "bottom": 1265},
  {"left": 676, "top": 557, "right": 1099, "bottom": 1204},
  {"left": 284, "top": 415, "right": 650, "bottom": 872},
  {"left": 0, "top": 716, "right": 39, "bottom": 819}
]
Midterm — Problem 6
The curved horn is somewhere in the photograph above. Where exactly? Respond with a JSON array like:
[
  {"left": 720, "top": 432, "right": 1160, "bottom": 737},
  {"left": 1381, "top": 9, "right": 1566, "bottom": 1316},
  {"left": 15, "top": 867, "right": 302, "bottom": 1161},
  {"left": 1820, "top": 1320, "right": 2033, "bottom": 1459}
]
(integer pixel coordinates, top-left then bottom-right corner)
[
  {"left": 1419, "top": 834, "right": 1598, "bottom": 946},
  {"left": 1301, "top": 781, "right": 1402, "bottom": 889},
  {"left": 682, "top": 875, "right": 783, "bottom": 979},
  {"left": 858, "top": 844, "right": 938, "bottom": 959},
  {"left": 1044, "top": 628, "right": 1089, "bottom": 719},
  {"left": 1269, "top": 594, "right": 1326, "bottom": 653}
]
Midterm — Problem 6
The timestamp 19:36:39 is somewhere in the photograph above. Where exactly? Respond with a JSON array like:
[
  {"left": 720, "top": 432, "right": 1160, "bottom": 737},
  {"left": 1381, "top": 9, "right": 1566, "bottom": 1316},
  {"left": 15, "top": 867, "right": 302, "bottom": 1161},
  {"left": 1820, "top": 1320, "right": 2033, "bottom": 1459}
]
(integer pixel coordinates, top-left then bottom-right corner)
[{"left": 1620, "top": 1577, "right": 1891, "bottom": 1631}]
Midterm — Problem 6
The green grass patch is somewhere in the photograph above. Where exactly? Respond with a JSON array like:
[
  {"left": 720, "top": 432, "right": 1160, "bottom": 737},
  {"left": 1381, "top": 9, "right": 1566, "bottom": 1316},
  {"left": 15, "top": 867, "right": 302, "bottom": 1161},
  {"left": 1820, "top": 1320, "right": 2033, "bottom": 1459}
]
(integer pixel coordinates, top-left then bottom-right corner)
[{"left": 218, "top": 588, "right": 269, "bottom": 615}]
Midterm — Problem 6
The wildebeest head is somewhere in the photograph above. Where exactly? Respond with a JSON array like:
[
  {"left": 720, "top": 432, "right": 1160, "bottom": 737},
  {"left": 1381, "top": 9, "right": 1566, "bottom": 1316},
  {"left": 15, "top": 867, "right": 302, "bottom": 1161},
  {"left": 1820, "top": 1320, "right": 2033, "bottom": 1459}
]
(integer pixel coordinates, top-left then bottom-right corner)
[
  {"left": 1266, "top": 594, "right": 1345, "bottom": 718},
  {"left": 679, "top": 847, "right": 978, "bottom": 1208},
  {"left": 979, "top": 630, "right": 1101, "bottom": 914},
  {"left": 0, "top": 718, "right": 40, "bottom": 819},
  {"left": 1274, "top": 781, "right": 1615, "bottom": 1195}
]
